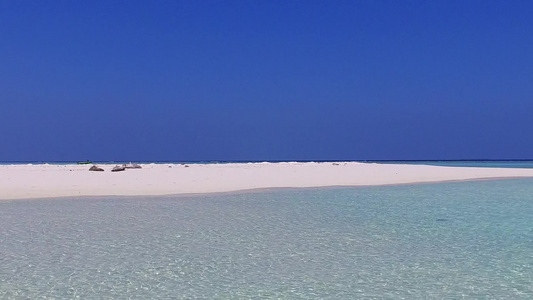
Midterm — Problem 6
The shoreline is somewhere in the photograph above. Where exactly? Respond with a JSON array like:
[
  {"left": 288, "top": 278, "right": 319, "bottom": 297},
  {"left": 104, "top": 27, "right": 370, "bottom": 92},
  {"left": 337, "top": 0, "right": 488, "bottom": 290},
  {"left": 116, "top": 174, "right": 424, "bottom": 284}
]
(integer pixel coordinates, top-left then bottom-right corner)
[
  {"left": 8, "top": 177, "right": 532, "bottom": 203},
  {"left": 2, "top": 162, "right": 533, "bottom": 201}
]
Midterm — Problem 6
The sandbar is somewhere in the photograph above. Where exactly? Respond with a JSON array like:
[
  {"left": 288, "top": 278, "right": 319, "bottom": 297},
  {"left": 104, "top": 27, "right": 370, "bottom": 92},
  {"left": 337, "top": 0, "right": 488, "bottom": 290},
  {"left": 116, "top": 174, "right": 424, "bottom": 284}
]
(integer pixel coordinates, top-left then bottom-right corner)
[{"left": 1, "top": 162, "right": 533, "bottom": 200}]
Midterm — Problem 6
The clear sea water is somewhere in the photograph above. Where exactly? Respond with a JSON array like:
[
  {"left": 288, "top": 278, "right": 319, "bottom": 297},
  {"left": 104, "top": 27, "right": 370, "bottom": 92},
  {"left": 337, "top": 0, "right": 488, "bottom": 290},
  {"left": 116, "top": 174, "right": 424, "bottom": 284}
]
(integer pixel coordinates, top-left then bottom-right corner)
[{"left": 1, "top": 179, "right": 532, "bottom": 299}]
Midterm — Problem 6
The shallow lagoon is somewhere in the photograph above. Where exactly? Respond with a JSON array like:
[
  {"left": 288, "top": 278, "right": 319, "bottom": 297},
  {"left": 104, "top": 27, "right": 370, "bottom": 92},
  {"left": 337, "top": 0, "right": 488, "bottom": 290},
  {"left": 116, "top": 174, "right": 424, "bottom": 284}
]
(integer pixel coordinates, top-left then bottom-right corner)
[{"left": 1, "top": 179, "right": 532, "bottom": 299}]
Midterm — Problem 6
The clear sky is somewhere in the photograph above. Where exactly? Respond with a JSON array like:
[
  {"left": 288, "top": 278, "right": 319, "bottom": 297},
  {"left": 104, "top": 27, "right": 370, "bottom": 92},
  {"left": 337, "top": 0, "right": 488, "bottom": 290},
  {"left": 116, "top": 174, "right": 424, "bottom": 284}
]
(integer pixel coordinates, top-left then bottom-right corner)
[{"left": 1, "top": 0, "right": 532, "bottom": 162}]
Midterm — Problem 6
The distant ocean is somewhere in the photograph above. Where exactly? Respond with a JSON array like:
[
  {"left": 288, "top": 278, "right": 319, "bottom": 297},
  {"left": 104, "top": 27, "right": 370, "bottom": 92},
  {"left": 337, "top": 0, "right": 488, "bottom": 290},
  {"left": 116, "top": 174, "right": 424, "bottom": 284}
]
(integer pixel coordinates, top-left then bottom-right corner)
[
  {"left": 2, "top": 160, "right": 533, "bottom": 168},
  {"left": 1, "top": 178, "right": 532, "bottom": 298}
]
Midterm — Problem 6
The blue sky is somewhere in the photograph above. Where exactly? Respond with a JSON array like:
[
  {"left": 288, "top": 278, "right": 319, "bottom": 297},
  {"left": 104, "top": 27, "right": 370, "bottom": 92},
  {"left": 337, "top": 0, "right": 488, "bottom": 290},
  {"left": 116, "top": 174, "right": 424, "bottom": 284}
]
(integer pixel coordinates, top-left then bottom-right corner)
[{"left": 1, "top": 0, "right": 532, "bottom": 161}]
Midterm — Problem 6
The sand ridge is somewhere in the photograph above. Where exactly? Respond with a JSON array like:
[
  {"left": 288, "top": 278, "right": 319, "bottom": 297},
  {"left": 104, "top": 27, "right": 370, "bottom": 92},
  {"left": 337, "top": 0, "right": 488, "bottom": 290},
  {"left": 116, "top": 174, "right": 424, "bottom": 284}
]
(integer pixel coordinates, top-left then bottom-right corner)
[{"left": 1, "top": 162, "right": 533, "bottom": 200}]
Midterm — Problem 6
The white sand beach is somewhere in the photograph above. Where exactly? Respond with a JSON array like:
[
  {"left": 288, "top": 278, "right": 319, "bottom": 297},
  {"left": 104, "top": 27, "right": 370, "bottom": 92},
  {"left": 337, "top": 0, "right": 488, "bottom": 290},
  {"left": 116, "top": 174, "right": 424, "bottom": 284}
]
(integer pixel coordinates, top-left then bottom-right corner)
[{"left": 1, "top": 162, "right": 533, "bottom": 200}]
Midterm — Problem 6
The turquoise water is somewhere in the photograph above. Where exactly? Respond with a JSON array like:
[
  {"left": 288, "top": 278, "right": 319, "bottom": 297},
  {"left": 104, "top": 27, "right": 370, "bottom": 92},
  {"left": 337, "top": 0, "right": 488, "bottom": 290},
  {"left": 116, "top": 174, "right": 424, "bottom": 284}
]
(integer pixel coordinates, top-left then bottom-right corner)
[
  {"left": 378, "top": 160, "right": 533, "bottom": 168},
  {"left": 1, "top": 179, "right": 532, "bottom": 298}
]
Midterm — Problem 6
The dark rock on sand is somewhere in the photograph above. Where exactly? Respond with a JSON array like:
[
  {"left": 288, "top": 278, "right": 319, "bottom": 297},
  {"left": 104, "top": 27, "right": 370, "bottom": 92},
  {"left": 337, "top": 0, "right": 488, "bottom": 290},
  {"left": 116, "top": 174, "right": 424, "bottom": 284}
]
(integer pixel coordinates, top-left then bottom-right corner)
[
  {"left": 89, "top": 165, "right": 104, "bottom": 172},
  {"left": 124, "top": 162, "right": 142, "bottom": 169},
  {"left": 111, "top": 165, "right": 126, "bottom": 172}
]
